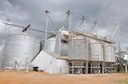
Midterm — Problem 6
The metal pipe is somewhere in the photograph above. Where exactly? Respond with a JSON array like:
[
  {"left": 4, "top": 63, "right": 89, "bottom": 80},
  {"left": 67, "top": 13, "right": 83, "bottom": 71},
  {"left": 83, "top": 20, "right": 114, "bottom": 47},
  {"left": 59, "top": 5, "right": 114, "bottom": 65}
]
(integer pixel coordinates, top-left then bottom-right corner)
[
  {"left": 69, "top": 13, "right": 72, "bottom": 30},
  {"left": 86, "top": 61, "right": 88, "bottom": 74},
  {"left": 58, "top": 30, "right": 61, "bottom": 55},
  {"left": 81, "top": 60, "right": 82, "bottom": 74},
  {"left": 66, "top": 10, "right": 72, "bottom": 30},
  {"left": 44, "top": 10, "right": 50, "bottom": 50}
]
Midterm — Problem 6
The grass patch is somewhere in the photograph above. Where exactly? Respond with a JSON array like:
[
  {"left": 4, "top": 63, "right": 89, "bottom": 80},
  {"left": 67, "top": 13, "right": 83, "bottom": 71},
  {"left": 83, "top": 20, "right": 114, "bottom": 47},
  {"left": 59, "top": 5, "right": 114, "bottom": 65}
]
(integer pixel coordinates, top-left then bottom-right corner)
[{"left": 116, "top": 80, "right": 128, "bottom": 84}]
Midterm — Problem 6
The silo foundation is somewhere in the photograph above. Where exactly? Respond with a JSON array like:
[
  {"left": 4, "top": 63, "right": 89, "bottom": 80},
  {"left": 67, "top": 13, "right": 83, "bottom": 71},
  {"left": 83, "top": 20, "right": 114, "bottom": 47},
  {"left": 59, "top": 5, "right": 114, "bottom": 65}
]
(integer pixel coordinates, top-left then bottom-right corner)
[
  {"left": 88, "top": 61, "right": 104, "bottom": 74},
  {"left": 69, "top": 60, "right": 89, "bottom": 74},
  {"left": 105, "top": 62, "right": 115, "bottom": 73}
]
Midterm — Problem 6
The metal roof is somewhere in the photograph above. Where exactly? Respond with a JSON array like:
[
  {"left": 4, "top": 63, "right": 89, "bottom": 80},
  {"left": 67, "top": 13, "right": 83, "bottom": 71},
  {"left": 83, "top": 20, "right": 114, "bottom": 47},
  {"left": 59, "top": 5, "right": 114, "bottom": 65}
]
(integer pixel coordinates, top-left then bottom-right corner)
[
  {"left": 70, "top": 29, "right": 114, "bottom": 43},
  {"left": 31, "top": 50, "right": 68, "bottom": 62}
]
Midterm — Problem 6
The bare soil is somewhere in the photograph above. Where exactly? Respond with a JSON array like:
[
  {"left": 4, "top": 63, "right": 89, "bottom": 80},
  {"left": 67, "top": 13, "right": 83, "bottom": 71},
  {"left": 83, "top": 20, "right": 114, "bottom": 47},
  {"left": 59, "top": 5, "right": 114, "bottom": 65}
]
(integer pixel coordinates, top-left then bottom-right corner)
[{"left": 0, "top": 71, "right": 128, "bottom": 84}]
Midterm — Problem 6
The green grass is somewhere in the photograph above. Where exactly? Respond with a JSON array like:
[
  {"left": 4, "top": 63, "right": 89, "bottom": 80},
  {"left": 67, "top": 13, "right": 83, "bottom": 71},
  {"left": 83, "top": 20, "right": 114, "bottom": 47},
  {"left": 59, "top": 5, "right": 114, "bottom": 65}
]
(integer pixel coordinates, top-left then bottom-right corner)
[{"left": 116, "top": 80, "right": 128, "bottom": 84}]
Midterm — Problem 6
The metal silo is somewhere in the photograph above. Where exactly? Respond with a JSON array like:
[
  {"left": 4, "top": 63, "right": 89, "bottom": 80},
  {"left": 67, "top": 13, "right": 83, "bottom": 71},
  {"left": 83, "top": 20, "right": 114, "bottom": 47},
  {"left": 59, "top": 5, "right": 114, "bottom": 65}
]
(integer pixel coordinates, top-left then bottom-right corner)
[
  {"left": 68, "top": 36, "right": 89, "bottom": 74},
  {"left": 68, "top": 38, "right": 88, "bottom": 60},
  {"left": 88, "top": 43, "right": 104, "bottom": 74},
  {"left": 45, "top": 37, "right": 56, "bottom": 52},
  {"left": 104, "top": 46, "right": 115, "bottom": 62},
  {"left": 89, "top": 43, "right": 103, "bottom": 61},
  {"left": 2, "top": 34, "right": 40, "bottom": 69},
  {"left": 55, "top": 29, "right": 68, "bottom": 56}
]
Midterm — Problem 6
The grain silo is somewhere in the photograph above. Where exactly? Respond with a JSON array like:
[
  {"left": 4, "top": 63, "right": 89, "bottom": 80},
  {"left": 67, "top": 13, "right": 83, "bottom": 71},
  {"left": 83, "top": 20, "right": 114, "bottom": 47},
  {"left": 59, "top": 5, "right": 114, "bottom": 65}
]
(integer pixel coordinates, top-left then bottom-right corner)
[
  {"left": 68, "top": 38, "right": 88, "bottom": 60},
  {"left": 45, "top": 37, "right": 56, "bottom": 52},
  {"left": 104, "top": 46, "right": 115, "bottom": 62},
  {"left": 104, "top": 46, "right": 115, "bottom": 73},
  {"left": 2, "top": 33, "right": 40, "bottom": 70},
  {"left": 68, "top": 30, "right": 89, "bottom": 74},
  {"left": 89, "top": 43, "right": 104, "bottom": 74},
  {"left": 89, "top": 43, "right": 104, "bottom": 61},
  {"left": 55, "top": 28, "right": 69, "bottom": 56}
]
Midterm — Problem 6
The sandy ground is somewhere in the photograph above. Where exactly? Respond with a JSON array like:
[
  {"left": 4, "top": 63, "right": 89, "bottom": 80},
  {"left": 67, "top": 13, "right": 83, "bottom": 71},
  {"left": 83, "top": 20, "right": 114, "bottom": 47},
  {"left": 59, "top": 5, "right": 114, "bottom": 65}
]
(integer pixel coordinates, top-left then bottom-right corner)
[{"left": 0, "top": 71, "right": 128, "bottom": 84}]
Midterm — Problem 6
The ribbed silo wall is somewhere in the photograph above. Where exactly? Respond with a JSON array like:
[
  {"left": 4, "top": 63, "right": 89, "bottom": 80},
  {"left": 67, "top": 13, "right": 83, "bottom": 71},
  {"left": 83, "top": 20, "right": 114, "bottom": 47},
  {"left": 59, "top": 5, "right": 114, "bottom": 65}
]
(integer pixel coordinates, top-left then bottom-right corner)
[
  {"left": 104, "top": 46, "right": 115, "bottom": 62},
  {"left": 89, "top": 43, "right": 104, "bottom": 61},
  {"left": 2, "top": 34, "right": 40, "bottom": 69},
  {"left": 68, "top": 39, "right": 89, "bottom": 60}
]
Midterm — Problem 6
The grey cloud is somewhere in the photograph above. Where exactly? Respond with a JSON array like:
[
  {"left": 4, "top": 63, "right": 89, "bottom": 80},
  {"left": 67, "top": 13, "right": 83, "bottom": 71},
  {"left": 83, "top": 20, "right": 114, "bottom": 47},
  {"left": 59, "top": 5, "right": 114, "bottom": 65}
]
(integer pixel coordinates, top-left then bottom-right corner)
[{"left": 0, "top": 0, "right": 128, "bottom": 49}]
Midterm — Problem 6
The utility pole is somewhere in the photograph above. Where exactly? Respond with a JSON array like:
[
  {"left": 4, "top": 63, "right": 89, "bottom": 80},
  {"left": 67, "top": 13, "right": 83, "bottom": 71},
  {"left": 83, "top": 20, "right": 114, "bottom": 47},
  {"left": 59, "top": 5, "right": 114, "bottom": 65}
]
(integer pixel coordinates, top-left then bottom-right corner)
[
  {"left": 49, "top": 59, "right": 53, "bottom": 75},
  {"left": 26, "top": 58, "right": 29, "bottom": 72},
  {"left": 44, "top": 10, "right": 50, "bottom": 50},
  {"left": 66, "top": 10, "right": 72, "bottom": 30}
]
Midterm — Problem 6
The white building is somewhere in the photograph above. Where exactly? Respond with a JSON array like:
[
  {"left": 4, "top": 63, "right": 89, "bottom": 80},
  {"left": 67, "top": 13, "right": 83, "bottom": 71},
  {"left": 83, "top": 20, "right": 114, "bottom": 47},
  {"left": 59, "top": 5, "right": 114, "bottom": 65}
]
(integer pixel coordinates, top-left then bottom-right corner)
[{"left": 32, "top": 50, "right": 69, "bottom": 74}]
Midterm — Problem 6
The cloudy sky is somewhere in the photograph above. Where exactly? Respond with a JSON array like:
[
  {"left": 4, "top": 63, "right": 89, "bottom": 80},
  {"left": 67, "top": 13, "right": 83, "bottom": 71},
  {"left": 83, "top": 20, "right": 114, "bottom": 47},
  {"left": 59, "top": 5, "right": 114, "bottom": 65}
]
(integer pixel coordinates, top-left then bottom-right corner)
[{"left": 0, "top": 0, "right": 128, "bottom": 50}]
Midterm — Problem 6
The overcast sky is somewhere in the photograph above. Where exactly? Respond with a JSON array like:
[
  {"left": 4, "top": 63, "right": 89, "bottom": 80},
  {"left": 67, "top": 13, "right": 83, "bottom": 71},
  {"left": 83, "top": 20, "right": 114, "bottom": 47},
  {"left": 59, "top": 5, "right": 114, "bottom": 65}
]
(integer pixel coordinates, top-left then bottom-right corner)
[{"left": 0, "top": 0, "right": 128, "bottom": 50}]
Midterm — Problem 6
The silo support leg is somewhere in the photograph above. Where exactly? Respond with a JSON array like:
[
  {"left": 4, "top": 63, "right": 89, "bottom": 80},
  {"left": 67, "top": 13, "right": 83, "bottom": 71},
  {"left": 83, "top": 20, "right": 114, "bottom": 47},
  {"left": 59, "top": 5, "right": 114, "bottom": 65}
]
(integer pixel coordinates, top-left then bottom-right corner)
[
  {"left": 102, "top": 63, "right": 105, "bottom": 74},
  {"left": 125, "top": 62, "right": 128, "bottom": 74},
  {"left": 86, "top": 61, "right": 88, "bottom": 74},
  {"left": 91, "top": 63, "right": 92, "bottom": 74}
]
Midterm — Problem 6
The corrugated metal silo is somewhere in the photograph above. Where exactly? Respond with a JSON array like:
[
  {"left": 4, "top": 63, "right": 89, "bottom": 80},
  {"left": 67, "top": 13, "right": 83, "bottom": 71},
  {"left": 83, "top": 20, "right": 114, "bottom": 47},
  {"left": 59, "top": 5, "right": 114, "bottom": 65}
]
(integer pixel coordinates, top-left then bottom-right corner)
[
  {"left": 45, "top": 37, "right": 56, "bottom": 52},
  {"left": 104, "top": 46, "right": 115, "bottom": 62},
  {"left": 89, "top": 43, "right": 103, "bottom": 61},
  {"left": 55, "top": 29, "right": 68, "bottom": 56},
  {"left": 2, "top": 34, "right": 40, "bottom": 69},
  {"left": 68, "top": 38, "right": 88, "bottom": 60}
]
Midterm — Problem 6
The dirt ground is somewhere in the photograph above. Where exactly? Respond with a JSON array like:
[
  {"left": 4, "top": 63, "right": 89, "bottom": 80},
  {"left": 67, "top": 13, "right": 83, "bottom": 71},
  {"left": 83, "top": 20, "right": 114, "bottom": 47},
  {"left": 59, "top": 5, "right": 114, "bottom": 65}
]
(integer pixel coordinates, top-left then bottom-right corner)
[{"left": 0, "top": 71, "right": 128, "bottom": 84}]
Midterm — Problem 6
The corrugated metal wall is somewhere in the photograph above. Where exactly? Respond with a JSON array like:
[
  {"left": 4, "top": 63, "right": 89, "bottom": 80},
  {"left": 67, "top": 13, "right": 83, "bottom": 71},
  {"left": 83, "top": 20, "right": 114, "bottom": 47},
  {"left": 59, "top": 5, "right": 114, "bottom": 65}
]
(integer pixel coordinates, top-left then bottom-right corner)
[
  {"left": 89, "top": 43, "right": 104, "bottom": 61},
  {"left": 104, "top": 46, "right": 115, "bottom": 62},
  {"left": 55, "top": 30, "right": 68, "bottom": 56},
  {"left": 32, "top": 50, "right": 69, "bottom": 74},
  {"left": 2, "top": 34, "right": 40, "bottom": 69},
  {"left": 68, "top": 38, "right": 88, "bottom": 60}
]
